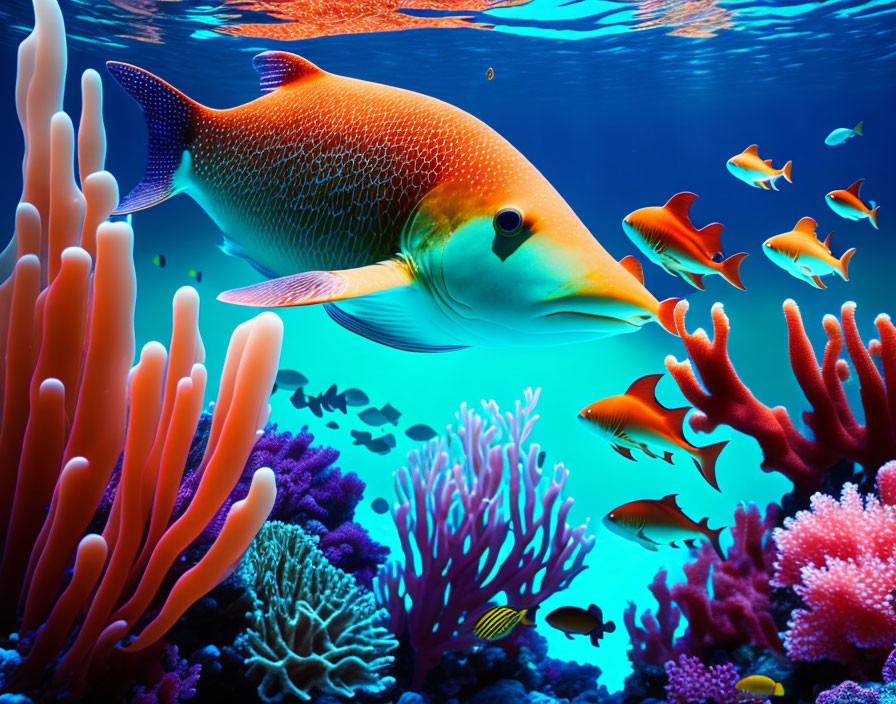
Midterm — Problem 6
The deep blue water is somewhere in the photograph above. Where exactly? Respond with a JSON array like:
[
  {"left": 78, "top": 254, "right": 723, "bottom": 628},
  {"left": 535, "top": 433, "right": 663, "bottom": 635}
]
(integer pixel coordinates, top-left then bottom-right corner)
[{"left": 1, "top": 0, "right": 894, "bottom": 690}]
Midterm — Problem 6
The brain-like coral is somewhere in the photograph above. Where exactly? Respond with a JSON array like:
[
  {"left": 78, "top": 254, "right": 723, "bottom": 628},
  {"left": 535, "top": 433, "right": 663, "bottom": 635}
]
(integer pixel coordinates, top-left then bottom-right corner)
[{"left": 239, "top": 521, "right": 397, "bottom": 701}]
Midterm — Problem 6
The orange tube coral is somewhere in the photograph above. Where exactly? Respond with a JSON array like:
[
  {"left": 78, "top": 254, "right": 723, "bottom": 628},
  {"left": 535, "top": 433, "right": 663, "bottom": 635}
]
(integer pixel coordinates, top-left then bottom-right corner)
[{"left": 0, "top": 0, "right": 283, "bottom": 688}]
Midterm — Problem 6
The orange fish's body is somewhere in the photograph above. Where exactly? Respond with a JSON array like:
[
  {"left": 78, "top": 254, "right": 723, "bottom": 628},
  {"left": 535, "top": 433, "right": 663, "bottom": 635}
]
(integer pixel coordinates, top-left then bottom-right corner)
[
  {"left": 578, "top": 374, "right": 726, "bottom": 490},
  {"left": 826, "top": 179, "right": 880, "bottom": 229},
  {"left": 109, "top": 52, "right": 680, "bottom": 352},
  {"left": 763, "top": 217, "right": 855, "bottom": 289},
  {"left": 726, "top": 144, "right": 792, "bottom": 191},
  {"left": 622, "top": 192, "right": 748, "bottom": 290},
  {"left": 603, "top": 494, "right": 726, "bottom": 559}
]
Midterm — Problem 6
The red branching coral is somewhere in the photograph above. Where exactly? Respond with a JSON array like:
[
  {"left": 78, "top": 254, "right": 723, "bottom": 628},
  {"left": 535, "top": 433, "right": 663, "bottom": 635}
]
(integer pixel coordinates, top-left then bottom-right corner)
[
  {"left": 665, "top": 299, "right": 896, "bottom": 492},
  {"left": 0, "top": 0, "right": 282, "bottom": 693},
  {"left": 624, "top": 503, "right": 781, "bottom": 665},
  {"left": 771, "top": 463, "right": 896, "bottom": 667}
]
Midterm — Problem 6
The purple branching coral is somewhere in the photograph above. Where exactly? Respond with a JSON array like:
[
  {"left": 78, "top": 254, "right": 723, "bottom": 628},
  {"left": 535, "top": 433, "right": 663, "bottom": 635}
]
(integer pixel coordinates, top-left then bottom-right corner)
[
  {"left": 665, "top": 655, "right": 763, "bottom": 704},
  {"left": 374, "top": 388, "right": 596, "bottom": 690},
  {"left": 625, "top": 503, "right": 781, "bottom": 665},
  {"left": 99, "top": 415, "right": 388, "bottom": 587}
]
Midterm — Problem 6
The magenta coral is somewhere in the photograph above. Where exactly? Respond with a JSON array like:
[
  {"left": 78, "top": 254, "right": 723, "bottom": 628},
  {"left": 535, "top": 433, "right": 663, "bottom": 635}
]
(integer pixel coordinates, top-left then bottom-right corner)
[
  {"left": 665, "top": 299, "right": 896, "bottom": 492},
  {"left": 625, "top": 503, "right": 780, "bottom": 664},
  {"left": 375, "top": 389, "right": 595, "bottom": 689},
  {"left": 772, "top": 475, "right": 896, "bottom": 666}
]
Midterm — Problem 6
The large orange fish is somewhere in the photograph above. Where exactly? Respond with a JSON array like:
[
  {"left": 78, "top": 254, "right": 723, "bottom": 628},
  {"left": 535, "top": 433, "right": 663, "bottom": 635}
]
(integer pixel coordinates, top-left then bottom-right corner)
[
  {"left": 108, "top": 52, "right": 680, "bottom": 351},
  {"left": 603, "top": 494, "right": 726, "bottom": 559},
  {"left": 622, "top": 192, "right": 747, "bottom": 290},
  {"left": 578, "top": 374, "right": 726, "bottom": 490},
  {"left": 826, "top": 179, "right": 880, "bottom": 229},
  {"left": 726, "top": 144, "right": 792, "bottom": 191}
]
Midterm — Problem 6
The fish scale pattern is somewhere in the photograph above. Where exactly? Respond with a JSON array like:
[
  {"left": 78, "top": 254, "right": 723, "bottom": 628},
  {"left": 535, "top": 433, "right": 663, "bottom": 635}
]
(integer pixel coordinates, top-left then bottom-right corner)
[{"left": 184, "top": 65, "right": 558, "bottom": 276}]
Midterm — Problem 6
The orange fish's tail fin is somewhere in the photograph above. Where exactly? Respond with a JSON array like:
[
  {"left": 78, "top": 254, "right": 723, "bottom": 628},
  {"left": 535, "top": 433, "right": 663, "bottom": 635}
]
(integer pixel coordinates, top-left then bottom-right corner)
[
  {"left": 694, "top": 440, "right": 727, "bottom": 491},
  {"left": 719, "top": 252, "right": 749, "bottom": 290},
  {"left": 870, "top": 203, "right": 880, "bottom": 229},
  {"left": 838, "top": 248, "right": 857, "bottom": 281},
  {"left": 697, "top": 517, "right": 727, "bottom": 560},
  {"left": 106, "top": 62, "right": 203, "bottom": 214},
  {"left": 657, "top": 298, "right": 683, "bottom": 336},
  {"left": 782, "top": 160, "right": 793, "bottom": 183}
]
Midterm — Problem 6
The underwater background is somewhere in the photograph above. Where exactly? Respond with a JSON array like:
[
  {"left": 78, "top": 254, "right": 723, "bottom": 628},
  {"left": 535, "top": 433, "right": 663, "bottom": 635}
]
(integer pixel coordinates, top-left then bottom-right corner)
[{"left": 0, "top": 0, "right": 895, "bottom": 702}]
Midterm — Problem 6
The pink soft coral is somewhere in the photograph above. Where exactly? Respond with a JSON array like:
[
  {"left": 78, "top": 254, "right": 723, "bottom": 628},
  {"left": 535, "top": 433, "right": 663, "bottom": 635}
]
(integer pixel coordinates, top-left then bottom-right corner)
[{"left": 772, "top": 462, "right": 896, "bottom": 666}]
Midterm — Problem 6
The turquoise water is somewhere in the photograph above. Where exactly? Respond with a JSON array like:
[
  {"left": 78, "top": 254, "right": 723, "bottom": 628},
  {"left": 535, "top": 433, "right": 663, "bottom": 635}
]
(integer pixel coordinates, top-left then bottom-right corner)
[{"left": 0, "top": 0, "right": 893, "bottom": 692}]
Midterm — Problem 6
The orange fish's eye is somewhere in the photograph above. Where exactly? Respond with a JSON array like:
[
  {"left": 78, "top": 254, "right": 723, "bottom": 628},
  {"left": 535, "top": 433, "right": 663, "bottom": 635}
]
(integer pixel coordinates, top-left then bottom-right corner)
[{"left": 494, "top": 207, "right": 524, "bottom": 237}]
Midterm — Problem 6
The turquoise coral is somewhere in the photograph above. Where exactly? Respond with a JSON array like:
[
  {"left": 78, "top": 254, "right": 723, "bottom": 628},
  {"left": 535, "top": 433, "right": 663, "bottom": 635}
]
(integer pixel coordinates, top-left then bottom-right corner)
[{"left": 239, "top": 521, "right": 397, "bottom": 702}]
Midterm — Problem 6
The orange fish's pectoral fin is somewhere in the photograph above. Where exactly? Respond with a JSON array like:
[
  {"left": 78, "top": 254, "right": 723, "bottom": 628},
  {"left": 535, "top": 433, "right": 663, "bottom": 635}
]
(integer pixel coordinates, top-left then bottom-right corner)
[
  {"left": 663, "top": 192, "right": 698, "bottom": 224},
  {"left": 619, "top": 255, "right": 645, "bottom": 284},
  {"left": 678, "top": 270, "right": 706, "bottom": 290},
  {"left": 635, "top": 530, "right": 660, "bottom": 551},
  {"left": 756, "top": 180, "right": 771, "bottom": 191},
  {"left": 253, "top": 51, "right": 327, "bottom": 94},
  {"left": 811, "top": 275, "right": 828, "bottom": 289},
  {"left": 641, "top": 445, "right": 660, "bottom": 460},
  {"left": 218, "top": 259, "right": 413, "bottom": 308},
  {"left": 611, "top": 445, "right": 637, "bottom": 462}
]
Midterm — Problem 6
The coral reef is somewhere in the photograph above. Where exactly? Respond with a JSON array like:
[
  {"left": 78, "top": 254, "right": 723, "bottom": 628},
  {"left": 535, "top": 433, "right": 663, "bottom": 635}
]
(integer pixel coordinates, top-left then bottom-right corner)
[
  {"left": 771, "top": 463, "right": 896, "bottom": 668},
  {"left": 0, "top": 0, "right": 281, "bottom": 694},
  {"left": 664, "top": 655, "right": 758, "bottom": 704},
  {"left": 625, "top": 503, "right": 780, "bottom": 665},
  {"left": 814, "top": 646, "right": 896, "bottom": 703},
  {"left": 239, "top": 521, "right": 397, "bottom": 702},
  {"left": 375, "top": 389, "right": 595, "bottom": 689},
  {"left": 665, "top": 299, "right": 896, "bottom": 492}
]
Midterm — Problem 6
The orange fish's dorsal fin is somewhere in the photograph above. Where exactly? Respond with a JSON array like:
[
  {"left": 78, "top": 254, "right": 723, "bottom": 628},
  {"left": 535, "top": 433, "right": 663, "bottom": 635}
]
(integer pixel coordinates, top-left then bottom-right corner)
[
  {"left": 743, "top": 144, "right": 760, "bottom": 156},
  {"left": 846, "top": 178, "right": 865, "bottom": 197},
  {"left": 624, "top": 373, "right": 664, "bottom": 406},
  {"left": 793, "top": 217, "right": 818, "bottom": 237},
  {"left": 254, "top": 51, "right": 327, "bottom": 94},
  {"left": 619, "top": 255, "right": 644, "bottom": 284},
  {"left": 663, "top": 192, "right": 698, "bottom": 223},
  {"left": 763, "top": 159, "right": 773, "bottom": 166},
  {"left": 659, "top": 493, "right": 680, "bottom": 508}
]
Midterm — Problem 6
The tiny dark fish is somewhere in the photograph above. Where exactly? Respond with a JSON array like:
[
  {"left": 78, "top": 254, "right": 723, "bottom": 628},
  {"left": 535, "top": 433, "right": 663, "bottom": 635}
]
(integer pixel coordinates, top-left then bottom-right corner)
[
  {"left": 276, "top": 369, "right": 308, "bottom": 390},
  {"left": 322, "top": 384, "right": 348, "bottom": 413},
  {"left": 326, "top": 421, "right": 339, "bottom": 430},
  {"left": 290, "top": 388, "right": 308, "bottom": 410},
  {"left": 473, "top": 605, "right": 536, "bottom": 641},
  {"left": 152, "top": 253, "right": 166, "bottom": 267},
  {"left": 537, "top": 450, "right": 546, "bottom": 468},
  {"left": 188, "top": 268, "right": 202, "bottom": 283},
  {"left": 487, "top": 67, "right": 494, "bottom": 80},
  {"left": 545, "top": 605, "right": 615, "bottom": 647},
  {"left": 365, "top": 439, "right": 391, "bottom": 454},
  {"left": 350, "top": 430, "right": 373, "bottom": 445},
  {"left": 405, "top": 424, "right": 438, "bottom": 442},
  {"left": 359, "top": 407, "right": 389, "bottom": 426},
  {"left": 307, "top": 394, "right": 324, "bottom": 418},
  {"left": 371, "top": 497, "right": 390, "bottom": 514},
  {"left": 343, "top": 388, "right": 369, "bottom": 407},
  {"left": 380, "top": 403, "right": 401, "bottom": 425}
]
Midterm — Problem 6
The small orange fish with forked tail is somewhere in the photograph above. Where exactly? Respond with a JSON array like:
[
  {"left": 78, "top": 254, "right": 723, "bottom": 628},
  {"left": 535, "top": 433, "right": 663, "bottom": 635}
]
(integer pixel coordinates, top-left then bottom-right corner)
[
  {"left": 622, "top": 192, "right": 747, "bottom": 290},
  {"left": 763, "top": 217, "right": 855, "bottom": 289},
  {"left": 603, "top": 494, "right": 726, "bottom": 559},
  {"left": 826, "top": 179, "right": 879, "bottom": 229},
  {"left": 726, "top": 144, "right": 792, "bottom": 191},
  {"left": 578, "top": 374, "right": 726, "bottom": 491}
]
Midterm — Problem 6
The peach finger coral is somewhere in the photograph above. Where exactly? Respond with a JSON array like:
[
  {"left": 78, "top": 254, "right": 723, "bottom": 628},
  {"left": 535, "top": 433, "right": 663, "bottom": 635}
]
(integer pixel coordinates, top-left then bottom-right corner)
[
  {"left": 665, "top": 299, "right": 896, "bottom": 493},
  {"left": 0, "top": 0, "right": 283, "bottom": 694}
]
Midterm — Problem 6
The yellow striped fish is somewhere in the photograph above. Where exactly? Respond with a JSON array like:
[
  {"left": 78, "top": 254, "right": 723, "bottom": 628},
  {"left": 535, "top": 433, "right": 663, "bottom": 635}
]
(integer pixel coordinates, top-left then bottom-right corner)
[{"left": 472, "top": 605, "right": 537, "bottom": 641}]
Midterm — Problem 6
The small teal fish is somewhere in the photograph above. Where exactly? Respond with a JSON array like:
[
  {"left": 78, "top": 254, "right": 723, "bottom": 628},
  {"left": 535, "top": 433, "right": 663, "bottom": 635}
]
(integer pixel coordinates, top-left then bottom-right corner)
[
  {"left": 825, "top": 121, "right": 863, "bottom": 146},
  {"left": 472, "top": 605, "right": 537, "bottom": 641}
]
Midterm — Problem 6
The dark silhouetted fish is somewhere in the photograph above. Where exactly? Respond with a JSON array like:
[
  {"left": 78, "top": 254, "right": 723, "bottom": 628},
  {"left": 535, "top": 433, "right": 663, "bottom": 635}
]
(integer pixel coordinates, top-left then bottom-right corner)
[
  {"left": 276, "top": 369, "right": 308, "bottom": 389},
  {"left": 359, "top": 407, "right": 389, "bottom": 426},
  {"left": 322, "top": 384, "right": 348, "bottom": 413},
  {"left": 545, "top": 605, "right": 615, "bottom": 647},
  {"left": 405, "top": 424, "right": 438, "bottom": 441},
  {"left": 343, "top": 388, "right": 369, "bottom": 407},
  {"left": 326, "top": 421, "right": 339, "bottom": 429},
  {"left": 306, "top": 394, "right": 323, "bottom": 418},
  {"left": 371, "top": 497, "right": 390, "bottom": 514},
  {"left": 290, "top": 388, "right": 308, "bottom": 410},
  {"left": 380, "top": 403, "right": 401, "bottom": 425},
  {"left": 350, "top": 430, "right": 373, "bottom": 445}
]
